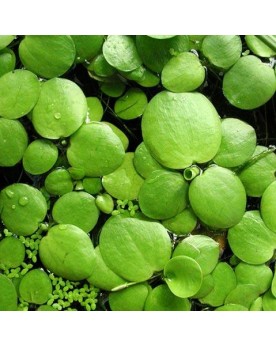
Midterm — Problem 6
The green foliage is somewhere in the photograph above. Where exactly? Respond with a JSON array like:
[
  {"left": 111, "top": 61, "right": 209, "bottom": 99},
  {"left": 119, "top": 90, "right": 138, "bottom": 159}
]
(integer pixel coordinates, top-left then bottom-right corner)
[{"left": 0, "top": 34, "right": 276, "bottom": 311}]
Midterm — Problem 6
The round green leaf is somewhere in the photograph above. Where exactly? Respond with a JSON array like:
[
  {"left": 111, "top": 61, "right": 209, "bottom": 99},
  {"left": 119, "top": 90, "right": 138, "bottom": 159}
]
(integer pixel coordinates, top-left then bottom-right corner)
[
  {"left": 0, "top": 274, "right": 17, "bottom": 311},
  {"left": 271, "top": 269, "right": 276, "bottom": 298},
  {"left": 191, "top": 274, "right": 214, "bottom": 299},
  {"left": 162, "top": 208, "right": 198, "bottom": 236},
  {"left": 224, "top": 284, "right": 260, "bottom": 308},
  {"left": 215, "top": 304, "right": 248, "bottom": 311},
  {"left": 138, "top": 170, "right": 189, "bottom": 220},
  {"left": 213, "top": 118, "right": 257, "bottom": 168},
  {"left": 32, "top": 78, "right": 87, "bottom": 139},
  {"left": 199, "top": 262, "right": 236, "bottom": 307},
  {"left": 0, "top": 183, "right": 47, "bottom": 236},
  {"left": 172, "top": 235, "right": 220, "bottom": 275},
  {"left": 161, "top": 52, "right": 205, "bottom": 92},
  {"left": 250, "top": 297, "right": 263, "bottom": 311},
  {"left": 67, "top": 122, "right": 125, "bottom": 177},
  {"left": 19, "top": 269, "right": 52, "bottom": 304},
  {"left": 0, "top": 118, "right": 28, "bottom": 167},
  {"left": 88, "top": 54, "right": 116, "bottom": 77},
  {"left": 245, "top": 35, "right": 276, "bottom": 58},
  {"left": 102, "top": 152, "right": 144, "bottom": 201},
  {"left": 120, "top": 65, "right": 160, "bottom": 88},
  {"left": 0, "top": 237, "right": 25, "bottom": 269},
  {"left": 133, "top": 142, "right": 166, "bottom": 179},
  {"left": 142, "top": 91, "right": 221, "bottom": 169},
  {"left": 263, "top": 290, "right": 276, "bottom": 311},
  {"left": 109, "top": 283, "right": 151, "bottom": 311},
  {"left": 87, "top": 246, "right": 126, "bottom": 291},
  {"left": 103, "top": 35, "right": 142, "bottom": 72},
  {"left": 52, "top": 191, "right": 99, "bottom": 233},
  {"left": 0, "top": 35, "right": 15, "bottom": 50},
  {"left": 23, "top": 139, "right": 58, "bottom": 175},
  {"left": 19, "top": 35, "right": 76, "bottom": 78},
  {"left": 44, "top": 168, "right": 73, "bottom": 196},
  {"left": 201, "top": 35, "right": 242, "bottom": 70},
  {"left": 223, "top": 55, "right": 276, "bottom": 110},
  {"left": 164, "top": 255, "right": 203, "bottom": 298},
  {"left": 144, "top": 284, "right": 191, "bottom": 311},
  {"left": 261, "top": 181, "right": 276, "bottom": 232},
  {"left": 114, "top": 88, "right": 147, "bottom": 120},
  {"left": 235, "top": 262, "right": 273, "bottom": 294},
  {"left": 189, "top": 165, "right": 246, "bottom": 229},
  {"left": 99, "top": 215, "right": 172, "bottom": 282},
  {"left": 0, "top": 69, "right": 40, "bottom": 119},
  {"left": 136, "top": 35, "right": 190, "bottom": 73},
  {"left": 86, "top": 97, "right": 104, "bottom": 122},
  {"left": 39, "top": 224, "right": 95, "bottom": 281},
  {"left": 0, "top": 48, "right": 16, "bottom": 77},
  {"left": 102, "top": 122, "right": 129, "bottom": 151},
  {"left": 96, "top": 193, "right": 114, "bottom": 214},
  {"left": 99, "top": 78, "right": 126, "bottom": 97},
  {"left": 228, "top": 211, "right": 276, "bottom": 264},
  {"left": 238, "top": 145, "right": 276, "bottom": 197},
  {"left": 82, "top": 177, "right": 102, "bottom": 195},
  {"left": 71, "top": 35, "right": 104, "bottom": 63}
]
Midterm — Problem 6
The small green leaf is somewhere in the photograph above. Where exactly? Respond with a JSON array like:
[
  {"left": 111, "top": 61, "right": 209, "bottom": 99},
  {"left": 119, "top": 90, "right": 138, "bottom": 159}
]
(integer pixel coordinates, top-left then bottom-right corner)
[
  {"left": 71, "top": 35, "right": 104, "bottom": 63},
  {"left": 102, "top": 152, "right": 144, "bottom": 201},
  {"left": 44, "top": 168, "right": 74, "bottom": 196},
  {"left": 0, "top": 118, "right": 28, "bottom": 167},
  {"left": 103, "top": 35, "right": 142, "bottom": 72},
  {"left": 86, "top": 97, "right": 104, "bottom": 122},
  {"left": 109, "top": 283, "right": 151, "bottom": 311},
  {"left": 0, "top": 274, "right": 18, "bottom": 311},
  {"left": 164, "top": 256, "right": 203, "bottom": 298},
  {"left": 52, "top": 191, "right": 100, "bottom": 233},
  {"left": 144, "top": 284, "right": 191, "bottom": 311},
  {"left": 32, "top": 78, "right": 87, "bottom": 139},
  {"left": 138, "top": 170, "right": 189, "bottom": 220},
  {"left": 19, "top": 35, "right": 76, "bottom": 78},
  {"left": 261, "top": 181, "right": 276, "bottom": 232},
  {"left": 23, "top": 139, "right": 58, "bottom": 175},
  {"left": 0, "top": 69, "right": 40, "bottom": 119},
  {"left": 19, "top": 269, "right": 52, "bottom": 305},
  {"left": 0, "top": 237, "right": 25, "bottom": 269},
  {"left": 114, "top": 88, "right": 148, "bottom": 120},
  {"left": 228, "top": 211, "right": 276, "bottom": 265}
]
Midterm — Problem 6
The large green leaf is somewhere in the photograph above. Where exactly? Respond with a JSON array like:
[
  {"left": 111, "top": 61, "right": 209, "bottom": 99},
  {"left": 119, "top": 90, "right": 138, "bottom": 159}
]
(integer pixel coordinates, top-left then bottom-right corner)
[
  {"left": 141, "top": 91, "right": 222, "bottom": 169},
  {"left": 39, "top": 224, "right": 95, "bottom": 281},
  {"left": 32, "top": 78, "right": 87, "bottom": 139},
  {"left": 223, "top": 55, "right": 276, "bottom": 110},
  {"left": 99, "top": 215, "right": 172, "bottom": 282}
]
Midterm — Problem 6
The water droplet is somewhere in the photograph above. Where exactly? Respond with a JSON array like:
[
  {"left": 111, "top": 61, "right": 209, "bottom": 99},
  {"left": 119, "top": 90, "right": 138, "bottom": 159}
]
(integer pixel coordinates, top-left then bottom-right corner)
[
  {"left": 5, "top": 190, "right": 14, "bottom": 198},
  {"left": 11, "top": 205, "right": 16, "bottom": 210},
  {"left": 54, "top": 112, "right": 61, "bottom": 120},
  {"left": 59, "top": 225, "right": 67, "bottom": 230},
  {"left": 19, "top": 196, "right": 29, "bottom": 206}
]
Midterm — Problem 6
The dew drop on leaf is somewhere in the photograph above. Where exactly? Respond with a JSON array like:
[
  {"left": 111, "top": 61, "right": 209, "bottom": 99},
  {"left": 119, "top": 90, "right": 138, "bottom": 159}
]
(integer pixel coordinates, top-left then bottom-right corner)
[
  {"left": 19, "top": 196, "right": 29, "bottom": 206},
  {"left": 5, "top": 190, "right": 14, "bottom": 198}
]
